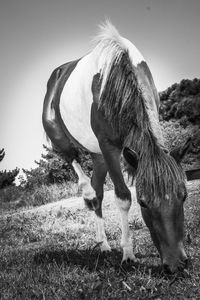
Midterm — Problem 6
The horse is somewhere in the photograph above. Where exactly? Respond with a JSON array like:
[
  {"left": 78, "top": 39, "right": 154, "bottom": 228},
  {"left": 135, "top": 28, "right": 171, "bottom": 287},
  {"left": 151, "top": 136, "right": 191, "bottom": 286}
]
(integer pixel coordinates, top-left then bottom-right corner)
[{"left": 43, "top": 21, "right": 191, "bottom": 273}]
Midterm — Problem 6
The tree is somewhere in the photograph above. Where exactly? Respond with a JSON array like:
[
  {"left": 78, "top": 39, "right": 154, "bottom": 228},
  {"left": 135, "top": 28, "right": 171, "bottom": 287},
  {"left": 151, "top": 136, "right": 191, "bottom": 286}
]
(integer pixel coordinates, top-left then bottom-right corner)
[
  {"left": 0, "top": 167, "right": 20, "bottom": 189},
  {"left": 0, "top": 148, "right": 20, "bottom": 189}
]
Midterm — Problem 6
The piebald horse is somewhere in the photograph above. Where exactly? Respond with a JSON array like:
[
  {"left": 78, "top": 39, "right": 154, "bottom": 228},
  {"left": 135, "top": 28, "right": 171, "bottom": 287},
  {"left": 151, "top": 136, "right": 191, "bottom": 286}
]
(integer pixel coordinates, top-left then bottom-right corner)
[{"left": 43, "top": 22, "right": 191, "bottom": 273}]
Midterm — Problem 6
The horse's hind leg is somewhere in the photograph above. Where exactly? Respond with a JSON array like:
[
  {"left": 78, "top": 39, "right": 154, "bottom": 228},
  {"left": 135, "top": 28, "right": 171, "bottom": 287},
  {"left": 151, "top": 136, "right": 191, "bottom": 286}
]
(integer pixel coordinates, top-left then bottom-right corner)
[
  {"left": 72, "top": 154, "right": 110, "bottom": 252},
  {"left": 90, "top": 153, "right": 111, "bottom": 252},
  {"left": 71, "top": 160, "right": 96, "bottom": 202}
]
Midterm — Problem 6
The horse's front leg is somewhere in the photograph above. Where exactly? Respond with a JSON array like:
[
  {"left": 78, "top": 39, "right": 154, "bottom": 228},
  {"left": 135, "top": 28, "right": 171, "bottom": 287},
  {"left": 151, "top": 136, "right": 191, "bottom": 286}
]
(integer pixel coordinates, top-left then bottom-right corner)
[
  {"left": 98, "top": 139, "right": 136, "bottom": 263},
  {"left": 115, "top": 196, "right": 135, "bottom": 262}
]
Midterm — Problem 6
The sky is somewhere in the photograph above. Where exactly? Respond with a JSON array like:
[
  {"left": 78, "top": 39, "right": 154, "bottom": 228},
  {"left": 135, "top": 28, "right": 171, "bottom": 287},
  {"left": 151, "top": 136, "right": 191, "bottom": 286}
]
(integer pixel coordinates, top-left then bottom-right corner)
[{"left": 0, "top": 0, "right": 200, "bottom": 171}]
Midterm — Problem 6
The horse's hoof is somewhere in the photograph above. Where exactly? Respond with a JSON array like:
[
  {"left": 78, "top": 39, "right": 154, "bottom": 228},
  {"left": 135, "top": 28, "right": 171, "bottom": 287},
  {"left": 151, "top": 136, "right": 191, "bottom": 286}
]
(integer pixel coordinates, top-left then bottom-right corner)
[
  {"left": 101, "top": 243, "right": 111, "bottom": 253},
  {"left": 121, "top": 247, "right": 136, "bottom": 264},
  {"left": 121, "top": 256, "right": 136, "bottom": 265}
]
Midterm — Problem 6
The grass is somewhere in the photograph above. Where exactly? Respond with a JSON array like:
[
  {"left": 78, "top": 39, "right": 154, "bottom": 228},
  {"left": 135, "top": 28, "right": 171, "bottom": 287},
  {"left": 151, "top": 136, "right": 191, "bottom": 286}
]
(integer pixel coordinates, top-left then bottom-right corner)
[
  {"left": 0, "top": 180, "right": 200, "bottom": 299},
  {"left": 0, "top": 182, "right": 80, "bottom": 213}
]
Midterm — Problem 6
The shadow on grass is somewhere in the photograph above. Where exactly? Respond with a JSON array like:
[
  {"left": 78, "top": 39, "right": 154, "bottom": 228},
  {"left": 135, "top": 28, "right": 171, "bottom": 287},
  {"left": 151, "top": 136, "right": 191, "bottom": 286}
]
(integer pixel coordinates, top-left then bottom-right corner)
[{"left": 33, "top": 246, "right": 163, "bottom": 277}]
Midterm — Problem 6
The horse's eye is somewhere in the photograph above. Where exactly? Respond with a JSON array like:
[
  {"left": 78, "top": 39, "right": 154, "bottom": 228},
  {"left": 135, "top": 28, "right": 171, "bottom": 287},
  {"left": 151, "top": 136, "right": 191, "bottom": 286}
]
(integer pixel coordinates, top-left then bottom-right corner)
[{"left": 139, "top": 200, "right": 148, "bottom": 209}]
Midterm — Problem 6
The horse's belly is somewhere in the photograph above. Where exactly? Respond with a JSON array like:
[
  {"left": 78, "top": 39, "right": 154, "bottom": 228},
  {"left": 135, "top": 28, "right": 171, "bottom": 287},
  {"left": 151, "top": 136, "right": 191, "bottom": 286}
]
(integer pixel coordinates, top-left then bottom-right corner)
[{"left": 60, "top": 54, "right": 101, "bottom": 153}]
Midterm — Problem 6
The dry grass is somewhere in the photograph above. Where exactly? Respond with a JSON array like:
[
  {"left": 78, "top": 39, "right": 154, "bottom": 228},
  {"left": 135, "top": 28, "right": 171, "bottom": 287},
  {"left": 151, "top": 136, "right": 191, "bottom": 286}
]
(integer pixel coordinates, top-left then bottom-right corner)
[{"left": 0, "top": 181, "right": 200, "bottom": 299}]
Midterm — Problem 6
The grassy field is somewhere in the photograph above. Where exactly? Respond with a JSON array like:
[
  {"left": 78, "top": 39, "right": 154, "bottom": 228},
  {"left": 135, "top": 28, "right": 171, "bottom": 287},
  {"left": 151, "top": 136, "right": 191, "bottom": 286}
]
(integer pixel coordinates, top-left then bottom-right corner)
[{"left": 0, "top": 180, "right": 200, "bottom": 300}]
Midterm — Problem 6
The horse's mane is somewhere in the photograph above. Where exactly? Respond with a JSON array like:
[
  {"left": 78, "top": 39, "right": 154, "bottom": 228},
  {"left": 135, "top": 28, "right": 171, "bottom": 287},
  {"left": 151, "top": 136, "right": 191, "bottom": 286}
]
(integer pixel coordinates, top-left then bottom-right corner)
[
  {"left": 93, "top": 21, "right": 143, "bottom": 139},
  {"left": 94, "top": 21, "right": 186, "bottom": 206}
]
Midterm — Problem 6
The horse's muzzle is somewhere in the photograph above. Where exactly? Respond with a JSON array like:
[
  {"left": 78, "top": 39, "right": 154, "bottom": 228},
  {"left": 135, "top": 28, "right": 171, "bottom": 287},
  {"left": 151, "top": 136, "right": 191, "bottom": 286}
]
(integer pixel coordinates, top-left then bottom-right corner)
[{"left": 163, "top": 257, "right": 188, "bottom": 274}]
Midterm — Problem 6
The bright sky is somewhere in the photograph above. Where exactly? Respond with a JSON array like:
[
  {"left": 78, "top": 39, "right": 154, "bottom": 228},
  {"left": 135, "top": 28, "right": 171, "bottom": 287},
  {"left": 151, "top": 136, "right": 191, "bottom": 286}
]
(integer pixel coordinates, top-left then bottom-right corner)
[{"left": 0, "top": 0, "right": 200, "bottom": 171}]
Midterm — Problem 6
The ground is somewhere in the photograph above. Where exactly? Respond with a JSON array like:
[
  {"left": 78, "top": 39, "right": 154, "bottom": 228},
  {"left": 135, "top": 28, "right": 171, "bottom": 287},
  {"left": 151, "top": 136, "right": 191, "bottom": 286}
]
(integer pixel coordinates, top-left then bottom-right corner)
[{"left": 0, "top": 180, "right": 200, "bottom": 300}]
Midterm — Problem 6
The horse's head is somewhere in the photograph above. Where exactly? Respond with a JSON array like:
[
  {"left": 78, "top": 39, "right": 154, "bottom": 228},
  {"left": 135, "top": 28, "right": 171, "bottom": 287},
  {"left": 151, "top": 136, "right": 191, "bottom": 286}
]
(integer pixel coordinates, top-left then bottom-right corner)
[
  {"left": 123, "top": 138, "right": 191, "bottom": 273},
  {"left": 138, "top": 180, "right": 188, "bottom": 274}
]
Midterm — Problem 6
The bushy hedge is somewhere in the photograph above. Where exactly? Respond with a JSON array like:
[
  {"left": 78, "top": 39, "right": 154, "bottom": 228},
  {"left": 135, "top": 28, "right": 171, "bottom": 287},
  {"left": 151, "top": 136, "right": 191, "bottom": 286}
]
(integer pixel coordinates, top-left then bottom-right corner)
[
  {"left": 159, "top": 78, "right": 200, "bottom": 168},
  {"left": 159, "top": 78, "right": 200, "bottom": 125}
]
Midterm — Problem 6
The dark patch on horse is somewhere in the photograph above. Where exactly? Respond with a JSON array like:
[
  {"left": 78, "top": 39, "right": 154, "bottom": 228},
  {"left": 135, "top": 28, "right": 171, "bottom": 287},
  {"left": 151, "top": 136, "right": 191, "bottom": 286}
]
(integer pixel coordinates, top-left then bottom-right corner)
[
  {"left": 98, "top": 51, "right": 141, "bottom": 141},
  {"left": 43, "top": 59, "right": 89, "bottom": 162},
  {"left": 90, "top": 153, "right": 108, "bottom": 218}
]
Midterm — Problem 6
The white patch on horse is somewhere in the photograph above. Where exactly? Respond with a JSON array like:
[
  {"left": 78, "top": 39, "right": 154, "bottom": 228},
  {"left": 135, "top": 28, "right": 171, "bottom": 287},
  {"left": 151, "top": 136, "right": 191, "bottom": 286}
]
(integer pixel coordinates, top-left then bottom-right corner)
[
  {"left": 95, "top": 215, "right": 111, "bottom": 252},
  {"left": 115, "top": 197, "right": 136, "bottom": 262},
  {"left": 60, "top": 54, "right": 101, "bottom": 153},
  {"left": 72, "top": 160, "right": 96, "bottom": 200}
]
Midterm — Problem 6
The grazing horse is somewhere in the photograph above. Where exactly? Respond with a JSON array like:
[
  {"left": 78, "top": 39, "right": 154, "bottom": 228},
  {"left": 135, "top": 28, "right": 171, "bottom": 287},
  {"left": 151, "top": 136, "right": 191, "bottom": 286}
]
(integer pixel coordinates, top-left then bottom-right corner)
[{"left": 43, "top": 21, "right": 190, "bottom": 273}]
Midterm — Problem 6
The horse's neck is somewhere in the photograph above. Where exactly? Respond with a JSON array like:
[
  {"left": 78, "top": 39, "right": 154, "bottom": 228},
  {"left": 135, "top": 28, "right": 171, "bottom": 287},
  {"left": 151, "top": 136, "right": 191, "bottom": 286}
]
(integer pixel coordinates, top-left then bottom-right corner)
[
  {"left": 144, "top": 107, "right": 165, "bottom": 148},
  {"left": 125, "top": 113, "right": 165, "bottom": 160}
]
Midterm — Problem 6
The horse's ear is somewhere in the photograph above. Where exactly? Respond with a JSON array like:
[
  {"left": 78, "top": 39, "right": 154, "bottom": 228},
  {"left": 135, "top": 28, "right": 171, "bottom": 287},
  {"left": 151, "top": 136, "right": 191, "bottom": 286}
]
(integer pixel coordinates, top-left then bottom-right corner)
[
  {"left": 123, "top": 147, "right": 139, "bottom": 170},
  {"left": 170, "top": 137, "right": 192, "bottom": 164}
]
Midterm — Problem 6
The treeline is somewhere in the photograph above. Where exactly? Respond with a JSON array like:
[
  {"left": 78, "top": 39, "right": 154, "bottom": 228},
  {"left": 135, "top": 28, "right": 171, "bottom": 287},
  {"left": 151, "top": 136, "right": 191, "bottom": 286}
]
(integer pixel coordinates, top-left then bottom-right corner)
[
  {"left": 159, "top": 78, "right": 200, "bottom": 125},
  {"left": 0, "top": 145, "right": 93, "bottom": 190}
]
